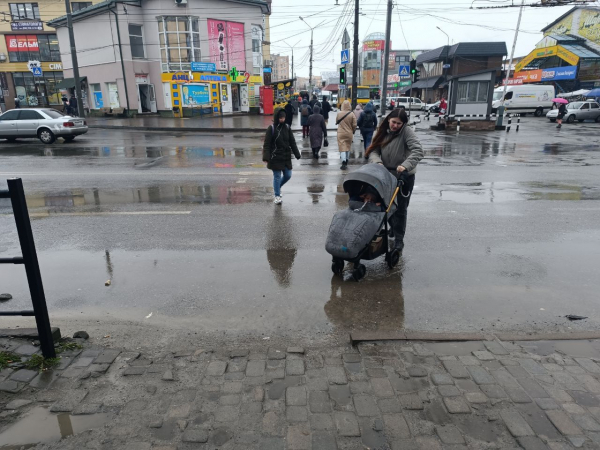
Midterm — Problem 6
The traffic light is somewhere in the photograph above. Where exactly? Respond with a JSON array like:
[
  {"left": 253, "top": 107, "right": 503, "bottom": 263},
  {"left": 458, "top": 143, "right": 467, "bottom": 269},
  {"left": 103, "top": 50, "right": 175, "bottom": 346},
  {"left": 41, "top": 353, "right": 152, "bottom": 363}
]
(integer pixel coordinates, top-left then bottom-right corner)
[
  {"left": 339, "top": 67, "right": 346, "bottom": 85},
  {"left": 410, "top": 59, "right": 420, "bottom": 83}
]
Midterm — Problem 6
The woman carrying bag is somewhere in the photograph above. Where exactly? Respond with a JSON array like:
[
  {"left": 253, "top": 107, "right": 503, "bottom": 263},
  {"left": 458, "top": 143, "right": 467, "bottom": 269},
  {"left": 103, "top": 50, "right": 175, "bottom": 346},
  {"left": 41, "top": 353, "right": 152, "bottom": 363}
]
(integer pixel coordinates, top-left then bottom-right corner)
[{"left": 336, "top": 100, "right": 357, "bottom": 170}]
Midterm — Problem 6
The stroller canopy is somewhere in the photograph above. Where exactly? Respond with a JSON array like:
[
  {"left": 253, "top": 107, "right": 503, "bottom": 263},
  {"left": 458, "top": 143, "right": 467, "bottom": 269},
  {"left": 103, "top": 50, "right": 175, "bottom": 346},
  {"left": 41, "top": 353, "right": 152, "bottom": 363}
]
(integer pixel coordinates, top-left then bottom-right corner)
[{"left": 343, "top": 164, "right": 397, "bottom": 208}]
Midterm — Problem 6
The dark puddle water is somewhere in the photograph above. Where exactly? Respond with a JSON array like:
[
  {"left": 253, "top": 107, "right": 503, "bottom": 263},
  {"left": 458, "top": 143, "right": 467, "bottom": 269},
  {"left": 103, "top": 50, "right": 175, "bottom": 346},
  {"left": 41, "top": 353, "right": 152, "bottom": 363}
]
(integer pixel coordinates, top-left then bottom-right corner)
[{"left": 0, "top": 406, "right": 109, "bottom": 449}]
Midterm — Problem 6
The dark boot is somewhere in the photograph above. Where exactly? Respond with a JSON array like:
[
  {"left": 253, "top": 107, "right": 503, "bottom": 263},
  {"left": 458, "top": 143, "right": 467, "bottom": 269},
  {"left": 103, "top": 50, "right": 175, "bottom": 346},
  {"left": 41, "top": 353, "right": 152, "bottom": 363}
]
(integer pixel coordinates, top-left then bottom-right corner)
[{"left": 391, "top": 213, "right": 407, "bottom": 251}]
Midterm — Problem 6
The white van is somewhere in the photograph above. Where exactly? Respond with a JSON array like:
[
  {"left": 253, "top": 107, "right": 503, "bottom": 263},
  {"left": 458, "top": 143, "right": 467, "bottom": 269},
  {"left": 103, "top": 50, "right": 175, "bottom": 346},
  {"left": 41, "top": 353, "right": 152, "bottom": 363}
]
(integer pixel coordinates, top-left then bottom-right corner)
[{"left": 492, "top": 84, "right": 554, "bottom": 117}]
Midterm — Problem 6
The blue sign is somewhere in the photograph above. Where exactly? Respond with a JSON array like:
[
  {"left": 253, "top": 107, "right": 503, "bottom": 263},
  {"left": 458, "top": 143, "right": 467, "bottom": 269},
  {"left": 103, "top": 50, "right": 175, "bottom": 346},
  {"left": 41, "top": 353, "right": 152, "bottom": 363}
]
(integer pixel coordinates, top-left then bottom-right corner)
[
  {"left": 191, "top": 62, "right": 216, "bottom": 72},
  {"left": 398, "top": 65, "right": 410, "bottom": 78},
  {"left": 341, "top": 49, "right": 350, "bottom": 65},
  {"left": 32, "top": 67, "right": 43, "bottom": 77},
  {"left": 93, "top": 91, "right": 103, "bottom": 108},
  {"left": 263, "top": 67, "right": 272, "bottom": 73},
  {"left": 541, "top": 65, "right": 577, "bottom": 81},
  {"left": 182, "top": 84, "right": 210, "bottom": 107}
]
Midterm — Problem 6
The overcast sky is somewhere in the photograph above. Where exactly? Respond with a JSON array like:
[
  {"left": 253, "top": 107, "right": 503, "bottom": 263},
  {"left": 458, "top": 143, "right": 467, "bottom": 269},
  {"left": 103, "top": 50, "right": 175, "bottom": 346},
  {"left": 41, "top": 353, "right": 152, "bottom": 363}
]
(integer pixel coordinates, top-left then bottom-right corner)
[{"left": 268, "top": 0, "right": 600, "bottom": 78}]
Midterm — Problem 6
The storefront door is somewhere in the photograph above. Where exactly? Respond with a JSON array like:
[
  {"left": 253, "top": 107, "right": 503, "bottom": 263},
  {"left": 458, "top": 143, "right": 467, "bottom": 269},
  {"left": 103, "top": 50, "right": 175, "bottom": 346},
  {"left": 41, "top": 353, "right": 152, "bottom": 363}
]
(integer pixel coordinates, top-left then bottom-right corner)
[
  {"left": 240, "top": 84, "right": 249, "bottom": 113},
  {"left": 231, "top": 84, "right": 240, "bottom": 112},
  {"left": 137, "top": 84, "right": 157, "bottom": 113},
  {"left": 221, "top": 84, "right": 232, "bottom": 113}
]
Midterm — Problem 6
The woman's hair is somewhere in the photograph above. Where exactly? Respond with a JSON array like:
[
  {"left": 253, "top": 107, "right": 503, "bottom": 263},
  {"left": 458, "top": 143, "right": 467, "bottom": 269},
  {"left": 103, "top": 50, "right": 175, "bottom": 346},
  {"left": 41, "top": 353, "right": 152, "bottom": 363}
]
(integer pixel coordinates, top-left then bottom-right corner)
[{"left": 365, "top": 109, "right": 408, "bottom": 156}]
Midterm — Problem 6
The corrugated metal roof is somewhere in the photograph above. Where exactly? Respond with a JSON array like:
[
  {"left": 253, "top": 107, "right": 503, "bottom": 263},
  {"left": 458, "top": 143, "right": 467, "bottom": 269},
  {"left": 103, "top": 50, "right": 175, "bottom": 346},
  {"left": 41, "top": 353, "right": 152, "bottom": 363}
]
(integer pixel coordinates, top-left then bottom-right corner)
[
  {"left": 562, "top": 44, "right": 600, "bottom": 59},
  {"left": 547, "top": 34, "right": 579, "bottom": 42}
]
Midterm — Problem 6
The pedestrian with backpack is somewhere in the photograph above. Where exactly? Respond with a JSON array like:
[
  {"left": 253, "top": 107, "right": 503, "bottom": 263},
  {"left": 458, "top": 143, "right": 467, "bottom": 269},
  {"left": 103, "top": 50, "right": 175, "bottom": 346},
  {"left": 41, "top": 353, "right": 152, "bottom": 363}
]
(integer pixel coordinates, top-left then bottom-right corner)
[
  {"left": 263, "top": 108, "right": 301, "bottom": 205},
  {"left": 299, "top": 99, "right": 312, "bottom": 138}
]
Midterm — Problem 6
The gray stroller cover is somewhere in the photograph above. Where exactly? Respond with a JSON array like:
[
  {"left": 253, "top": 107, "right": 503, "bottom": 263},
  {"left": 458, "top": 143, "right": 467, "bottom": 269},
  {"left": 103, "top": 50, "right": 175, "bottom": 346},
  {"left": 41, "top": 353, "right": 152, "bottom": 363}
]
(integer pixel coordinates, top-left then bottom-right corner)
[{"left": 325, "top": 164, "right": 398, "bottom": 260}]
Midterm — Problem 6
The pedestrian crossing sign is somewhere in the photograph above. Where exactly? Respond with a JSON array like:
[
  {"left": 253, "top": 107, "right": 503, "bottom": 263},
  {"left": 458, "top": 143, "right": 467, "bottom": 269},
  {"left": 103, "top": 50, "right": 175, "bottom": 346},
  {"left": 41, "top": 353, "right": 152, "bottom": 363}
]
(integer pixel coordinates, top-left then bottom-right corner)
[{"left": 399, "top": 65, "right": 410, "bottom": 78}]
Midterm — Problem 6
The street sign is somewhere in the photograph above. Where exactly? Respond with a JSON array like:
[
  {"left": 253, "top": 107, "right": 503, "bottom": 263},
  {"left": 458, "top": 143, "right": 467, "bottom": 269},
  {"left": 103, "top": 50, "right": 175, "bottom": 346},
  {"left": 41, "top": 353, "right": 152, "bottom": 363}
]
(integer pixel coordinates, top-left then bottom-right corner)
[
  {"left": 399, "top": 80, "right": 411, "bottom": 87},
  {"left": 341, "top": 49, "right": 350, "bottom": 65},
  {"left": 191, "top": 62, "right": 216, "bottom": 72},
  {"left": 398, "top": 65, "right": 410, "bottom": 78},
  {"left": 32, "top": 67, "right": 43, "bottom": 77},
  {"left": 342, "top": 29, "right": 351, "bottom": 50},
  {"left": 443, "top": 64, "right": 451, "bottom": 69},
  {"left": 339, "top": 84, "right": 346, "bottom": 89}
]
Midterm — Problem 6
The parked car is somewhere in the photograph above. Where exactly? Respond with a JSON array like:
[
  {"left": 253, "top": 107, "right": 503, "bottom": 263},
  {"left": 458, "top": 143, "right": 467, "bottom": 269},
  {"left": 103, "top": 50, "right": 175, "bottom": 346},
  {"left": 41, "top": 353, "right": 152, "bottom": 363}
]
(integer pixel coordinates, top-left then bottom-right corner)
[
  {"left": 0, "top": 108, "right": 88, "bottom": 144},
  {"left": 492, "top": 84, "right": 555, "bottom": 117},
  {"left": 546, "top": 101, "right": 600, "bottom": 123},
  {"left": 389, "top": 97, "right": 426, "bottom": 111}
]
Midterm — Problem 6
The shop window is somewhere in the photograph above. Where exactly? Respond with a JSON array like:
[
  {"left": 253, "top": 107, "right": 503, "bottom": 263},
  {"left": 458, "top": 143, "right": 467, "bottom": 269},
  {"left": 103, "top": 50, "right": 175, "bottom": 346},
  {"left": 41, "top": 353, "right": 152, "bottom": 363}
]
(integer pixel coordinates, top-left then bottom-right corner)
[
  {"left": 158, "top": 16, "right": 200, "bottom": 72},
  {"left": 9, "top": 3, "right": 39, "bottom": 20},
  {"left": 129, "top": 24, "right": 145, "bottom": 59},
  {"left": 71, "top": 1, "right": 91, "bottom": 11},
  {"left": 456, "top": 81, "right": 489, "bottom": 103},
  {"left": 12, "top": 71, "right": 63, "bottom": 106},
  {"left": 5, "top": 34, "right": 60, "bottom": 62}
]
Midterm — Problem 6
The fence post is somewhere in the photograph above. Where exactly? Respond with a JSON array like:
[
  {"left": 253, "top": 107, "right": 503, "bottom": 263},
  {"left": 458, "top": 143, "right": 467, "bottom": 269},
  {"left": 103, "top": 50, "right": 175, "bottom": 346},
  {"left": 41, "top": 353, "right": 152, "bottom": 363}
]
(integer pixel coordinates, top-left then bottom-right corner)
[
  {"left": 457, "top": 116, "right": 461, "bottom": 133},
  {"left": 7, "top": 178, "right": 55, "bottom": 359},
  {"left": 506, "top": 114, "right": 512, "bottom": 133},
  {"left": 516, "top": 114, "right": 520, "bottom": 132}
]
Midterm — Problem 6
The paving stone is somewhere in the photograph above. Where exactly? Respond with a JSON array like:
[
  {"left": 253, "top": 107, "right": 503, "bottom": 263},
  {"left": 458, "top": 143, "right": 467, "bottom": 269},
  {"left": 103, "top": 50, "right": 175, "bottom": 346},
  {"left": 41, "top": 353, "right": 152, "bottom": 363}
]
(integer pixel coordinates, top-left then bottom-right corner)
[
  {"left": 220, "top": 394, "right": 241, "bottom": 406},
  {"left": 484, "top": 341, "right": 510, "bottom": 355},
  {"left": 473, "top": 351, "right": 495, "bottom": 361},
  {"left": 545, "top": 410, "right": 582, "bottom": 435},
  {"left": 443, "top": 361, "right": 470, "bottom": 379},
  {"left": 480, "top": 385, "right": 507, "bottom": 399},
  {"left": 467, "top": 366, "right": 496, "bottom": 385},
  {"left": 458, "top": 356, "right": 480, "bottom": 366},
  {"left": 312, "top": 431, "right": 337, "bottom": 450},
  {"left": 306, "top": 369, "right": 329, "bottom": 391},
  {"left": 286, "top": 386, "right": 307, "bottom": 406},
  {"left": 14, "top": 344, "right": 39, "bottom": 356},
  {"left": 500, "top": 410, "right": 535, "bottom": 437},
  {"left": 268, "top": 348, "right": 286, "bottom": 360},
  {"left": 214, "top": 406, "right": 239, "bottom": 422},
  {"left": 566, "top": 436, "right": 586, "bottom": 448},
  {"left": 562, "top": 403, "right": 586, "bottom": 414},
  {"left": 9, "top": 369, "right": 37, "bottom": 383},
  {"left": 491, "top": 368, "right": 521, "bottom": 388},
  {"left": 286, "top": 359, "right": 305, "bottom": 376},
  {"left": 230, "top": 349, "right": 249, "bottom": 358},
  {"left": 517, "top": 436, "right": 551, "bottom": 450},
  {"left": 326, "top": 366, "right": 347, "bottom": 385},
  {"left": 431, "top": 373, "right": 454, "bottom": 386},
  {"left": 415, "top": 436, "right": 443, "bottom": 450},
  {"left": 536, "top": 398, "right": 560, "bottom": 410},
  {"left": 547, "top": 442, "right": 575, "bottom": 450},
  {"left": 370, "top": 377, "right": 394, "bottom": 397},
  {"left": 506, "top": 365, "right": 531, "bottom": 379},
  {"left": 72, "top": 403, "right": 102, "bottom": 415},
  {"left": 543, "top": 364, "right": 564, "bottom": 372},
  {"left": 71, "top": 356, "right": 95, "bottom": 368},
  {"left": 31, "top": 370, "right": 59, "bottom": 389},
  {"left": 287, "top": 405, "right": 308, "bottom": 422},
  {"left": 182, "top": 427, "right": 209, "bottom": 443},
  {"left": 89, "top": 363, "right": 110, "bottom": 373},
  {"left": 162, "top": 370, "right": 175, "bottom": 381},
  {"left": 553, "top": 372, "right": 585, "bottom": 391},
  {"left": 334, "top": 411, "right": 361, "bottom": 436},
  {"left": 4, "top": 399, "right": 32, "bottom": 409},
  {"left": 571, "top": 414, "right": 600, "bottom": 431},
  {"left": 309, "top": 391, "right": 331, "bottom": 413},
  {"left": 574, "top": 358, "right": 600, "bottom": 374},
  {"left": 366, "top": 368, "right": 387, "bottom": 378},
  {"left": 436, "top": 424, "right": 465, "bottom": 444},
  {"left": 407, "top": 366, "right": 428, "bottom": 377},
  {"left": 565, "top": 365, "right": 586, "bottom": 375},
  {"left": 443, "top": 397, "right": 471, "bottom": 414},
  {"left": 342, "top": 354, "right": 362, "bottom": 363},
  {"left": 505, "top": 386, "right": 532, "bottom": 403},
  {"left": 287, "top": 424, "right": 311, "bottom": 449},
  {"left": 207, "top": 361, "right": 228, "bottom": 376},
  {"left": 93, "top": 349, "right": 120, "bottom": 364},
  {"left": 465, "top": 392, "right": 488, "bottom": 403},
  {"left": 227, "top": 359, "right": 248, "bottom": 373},
  {"left": 123, "top": 366, "right": 146, "bottom": 376},
  {"left": 516, "top": 403, "right": 562, "bottom": 441},
  {"left": 310, "top": 413, "right": 335, "bottom": 431},
  {"left": 499, "top": 358, "right": 519, "bottom": 366},
  {"left": 576, "top": 374, "right": 600, "bottom": 394},
  {"left": 399, "top": 393, "right": 423, "bottom": 410},
  {"left": 378, "top": 398, "right": 402, "bottom": 413},
  {"left": 353, "top": 394, "right": 379, "bottom": 416},
  {"left": 287, "top": 347, "right": 305, "bottom": 354},
  {"left": 383, "top": 413, "right": 411, "bottom": 439},
  {"left": 519, "top": 359, "right": 548, "bottom": 375},
  {"left": 246, "top": 360, "right": 265, "bottom": 377},
  {"left": 438, "top": 385, "right": 461, "bottom": 397},
  {"left": 516, "top": 378, "right": 550, "bottom": 399}
]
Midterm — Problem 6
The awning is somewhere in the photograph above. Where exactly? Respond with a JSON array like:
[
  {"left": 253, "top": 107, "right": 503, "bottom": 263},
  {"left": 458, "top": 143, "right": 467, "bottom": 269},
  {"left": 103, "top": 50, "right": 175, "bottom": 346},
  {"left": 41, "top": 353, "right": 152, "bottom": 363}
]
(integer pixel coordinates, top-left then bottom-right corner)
[
  {"left": 558, "top": 89, "right": 590, "bottom": 98},
  {"left": 56, "top": 77, "right": 87, "bottom": 89},
  {"left": 412, "top": 76, "right": 443, "bottom": 89}
]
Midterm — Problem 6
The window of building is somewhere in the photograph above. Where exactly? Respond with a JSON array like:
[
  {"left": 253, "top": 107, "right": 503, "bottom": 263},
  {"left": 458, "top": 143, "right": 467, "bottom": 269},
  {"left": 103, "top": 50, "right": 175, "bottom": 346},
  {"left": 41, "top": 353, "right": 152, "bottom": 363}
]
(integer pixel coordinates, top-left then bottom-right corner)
[
  {"left": 456, "top": 81, "right": 489, "bottom": 103},
  {"left": 9, "top": 3, "right": 39, "bottom": 20},
  {"left": 13, "top": 71, "right": 64, "bottom": 106},
  {"left": 129, "top": 24, "right": 145, "bottom": 59},
  {"left": 71, "top": 2, "right": 92, "bottom": 11},
  {"left": 251, "top": 25, "right": 262, "bottom": 53},
  {"left": 5, "top": 34, "right": 60, "bottom": 62},
  {"left": 158, "top": 16, "right": 200, "bottom": 72}
]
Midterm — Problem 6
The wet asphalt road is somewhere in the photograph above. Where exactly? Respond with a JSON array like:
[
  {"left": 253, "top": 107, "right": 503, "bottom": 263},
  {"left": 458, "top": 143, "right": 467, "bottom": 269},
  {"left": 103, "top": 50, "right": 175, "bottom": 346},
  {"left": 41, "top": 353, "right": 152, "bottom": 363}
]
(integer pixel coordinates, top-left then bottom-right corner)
[{"left": 1, "top": 116, "right": 600, "bottom": 346}]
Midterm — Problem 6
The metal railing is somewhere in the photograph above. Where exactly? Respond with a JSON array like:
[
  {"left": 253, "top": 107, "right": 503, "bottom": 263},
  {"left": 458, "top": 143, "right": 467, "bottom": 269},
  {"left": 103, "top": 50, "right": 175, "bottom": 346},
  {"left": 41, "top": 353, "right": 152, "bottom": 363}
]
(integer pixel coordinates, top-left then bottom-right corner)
[{"left": 0, "top": 178, "right": 55, "bottom": 358}]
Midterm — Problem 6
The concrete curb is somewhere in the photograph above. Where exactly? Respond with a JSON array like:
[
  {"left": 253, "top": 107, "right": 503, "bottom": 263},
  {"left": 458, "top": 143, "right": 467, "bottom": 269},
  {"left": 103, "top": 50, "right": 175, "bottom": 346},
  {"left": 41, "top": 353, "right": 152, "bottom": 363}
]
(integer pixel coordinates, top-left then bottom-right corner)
[
  {"left": 350, "top": 330, "right": 600, "bottom": 344},
  {"left": 88, "top": 124, "right": 340, "bottom": 133}
]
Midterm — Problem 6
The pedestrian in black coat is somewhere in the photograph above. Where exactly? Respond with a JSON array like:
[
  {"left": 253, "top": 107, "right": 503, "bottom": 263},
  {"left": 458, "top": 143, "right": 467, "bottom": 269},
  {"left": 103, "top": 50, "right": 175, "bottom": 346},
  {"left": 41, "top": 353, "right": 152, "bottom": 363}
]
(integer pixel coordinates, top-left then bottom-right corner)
[
  {"left": 321, "top": 96, "right": 332, "bottom": 123},
  {"left": 284, "top": 101, "right": 295, "bottom": 127}
]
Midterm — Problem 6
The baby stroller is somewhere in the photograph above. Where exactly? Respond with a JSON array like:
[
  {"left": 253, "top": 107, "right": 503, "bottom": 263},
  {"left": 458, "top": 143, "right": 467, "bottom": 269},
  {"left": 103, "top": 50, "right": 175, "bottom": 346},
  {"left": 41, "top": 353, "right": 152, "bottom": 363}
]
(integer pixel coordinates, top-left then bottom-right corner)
[{"left": 326, "top": 164, "right": 404, "bottom": 281}]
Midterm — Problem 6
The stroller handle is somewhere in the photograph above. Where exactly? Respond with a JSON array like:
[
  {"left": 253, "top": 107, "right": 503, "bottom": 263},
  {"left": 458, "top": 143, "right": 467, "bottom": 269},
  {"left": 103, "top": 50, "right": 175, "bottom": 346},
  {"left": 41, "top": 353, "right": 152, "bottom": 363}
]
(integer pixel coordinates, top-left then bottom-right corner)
[{"left": 386, "top": 172, "right": 410, "bottom": 214}]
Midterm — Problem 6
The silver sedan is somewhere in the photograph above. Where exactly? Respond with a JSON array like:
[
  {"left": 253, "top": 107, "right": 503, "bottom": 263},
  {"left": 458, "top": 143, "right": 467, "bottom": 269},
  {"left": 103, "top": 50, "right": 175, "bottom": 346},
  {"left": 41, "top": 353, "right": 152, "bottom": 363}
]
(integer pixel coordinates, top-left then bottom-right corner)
[
  {"left": 0, "top": 108, "right": 88, "bottom": 144},
  {"left": 546, "top": 101, "right": 600, "bottom": 123}
]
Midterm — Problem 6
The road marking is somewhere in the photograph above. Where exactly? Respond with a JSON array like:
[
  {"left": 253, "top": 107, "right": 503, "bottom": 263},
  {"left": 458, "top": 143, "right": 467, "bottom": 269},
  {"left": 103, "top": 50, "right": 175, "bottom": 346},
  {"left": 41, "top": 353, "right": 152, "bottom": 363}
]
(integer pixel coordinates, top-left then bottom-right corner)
[{"left": 1, "top": 211, "right": 192, "bottom": 218}]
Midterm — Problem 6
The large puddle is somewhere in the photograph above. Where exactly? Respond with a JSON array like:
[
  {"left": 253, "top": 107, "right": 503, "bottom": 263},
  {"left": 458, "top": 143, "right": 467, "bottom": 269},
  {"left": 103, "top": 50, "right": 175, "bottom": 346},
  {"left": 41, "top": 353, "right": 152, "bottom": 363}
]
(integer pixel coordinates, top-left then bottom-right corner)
[{"left": 0, "top": 406, "right": 109, "bottom": 449}]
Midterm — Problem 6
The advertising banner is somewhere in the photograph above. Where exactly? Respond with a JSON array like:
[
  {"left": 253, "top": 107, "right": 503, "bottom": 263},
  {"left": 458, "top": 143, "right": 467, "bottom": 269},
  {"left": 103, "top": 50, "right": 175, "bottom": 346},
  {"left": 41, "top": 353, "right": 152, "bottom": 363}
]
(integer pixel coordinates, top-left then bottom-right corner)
[
  {"left": 182, "top": 84, "right": 210, "bottom": 106},
  {"left": 363, "top": 40, "right": 384, "bottom": 52},
  {"left": 5, "top": 35, "right": 38, "bottom": 52},
  {"left": 191, "top": 62, "right": 216, "bottom": 72},
  {"left": 388, "top": 52, "right": 396, "bottom": 70},
  {"left": 578, "top": 9, "right": 600, "bottom": 44},
  {"left": 541, "top": 65, "right": 577, "bottom": 81},
  {"left": 11, "top": 21, "right": 43, "bottom": 31},
  {"left": 207, "top": 19, "right": 246, "bottom": 72},
  {"left": 502, "top": 78, "right": 524, "bottom": 86},
  {"left": 556, "top": 46, "right": 579, "bottom": 66},
  {"left": 515, "top": 69, "right": 542, "bottom": 83},
  {"left": 362, "top": 69, "right": 380, "bottom": 86}
]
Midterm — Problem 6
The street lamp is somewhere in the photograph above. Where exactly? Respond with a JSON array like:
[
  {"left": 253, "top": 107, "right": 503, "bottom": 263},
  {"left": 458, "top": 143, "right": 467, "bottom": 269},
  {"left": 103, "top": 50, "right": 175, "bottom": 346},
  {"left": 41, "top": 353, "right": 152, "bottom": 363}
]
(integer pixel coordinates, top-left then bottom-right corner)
[
  {"left": 299, "top": 17, "right": 324, "bottom": 93},
  {"left": 281, "top": 40, "right": 300, "bottom": 85},
  {"left": 436, "top": 26, "right": 449, "bottom": 46}
]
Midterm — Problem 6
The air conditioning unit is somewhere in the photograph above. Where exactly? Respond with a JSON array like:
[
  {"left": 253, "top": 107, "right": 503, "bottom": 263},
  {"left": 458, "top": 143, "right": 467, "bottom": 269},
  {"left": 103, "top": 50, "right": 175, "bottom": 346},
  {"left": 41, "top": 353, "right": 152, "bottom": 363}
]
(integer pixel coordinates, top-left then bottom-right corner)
[{"left": 175, "top": 0, "right": 187, "bottom": 5}]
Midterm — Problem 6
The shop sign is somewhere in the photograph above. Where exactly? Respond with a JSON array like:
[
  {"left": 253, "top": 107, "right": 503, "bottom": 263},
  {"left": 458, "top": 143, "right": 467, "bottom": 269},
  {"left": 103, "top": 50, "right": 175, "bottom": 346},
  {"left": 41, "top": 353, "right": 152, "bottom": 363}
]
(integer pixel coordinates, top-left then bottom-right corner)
[
  {"left": 11, "top": 21, "right": 43, "bottom": 31},
  {"left": 502, "top": 78, "right": 524, "bottom": 86},
  {"left": 541, "top": 65, "right": 577, "bottom": 81},
  {"left": 48, "top": 63, "right": 62, "bottom": 70},
  {"left": 191, "top": 62, "right": 216, "bottom": 72},
  {"left": 200, "top": 75, "right": 227, "bottom": 81},
  {"left": 5, "top": 35, "right": 39, "bottom": 52},
  {"left": 556, "top": 46, "right": 579, "bottom": 66},
  {"left": 515, "top": 69, "right": 542, "bottom": 83}
]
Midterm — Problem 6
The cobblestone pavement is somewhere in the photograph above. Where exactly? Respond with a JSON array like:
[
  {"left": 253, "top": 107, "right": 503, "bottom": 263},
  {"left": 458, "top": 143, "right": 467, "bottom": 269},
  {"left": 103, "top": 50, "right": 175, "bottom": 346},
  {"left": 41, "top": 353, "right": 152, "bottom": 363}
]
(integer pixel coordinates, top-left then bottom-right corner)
[{"left": 2, "top": 338, "right": 600, "bottom": 449}]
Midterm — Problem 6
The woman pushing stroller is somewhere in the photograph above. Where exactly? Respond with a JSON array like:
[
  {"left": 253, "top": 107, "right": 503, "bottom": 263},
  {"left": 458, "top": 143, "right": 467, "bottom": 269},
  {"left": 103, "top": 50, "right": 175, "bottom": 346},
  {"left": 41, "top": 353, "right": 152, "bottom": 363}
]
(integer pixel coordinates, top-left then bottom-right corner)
[{"left": 366, "top": 109, "right": 423, "bottom": 254}]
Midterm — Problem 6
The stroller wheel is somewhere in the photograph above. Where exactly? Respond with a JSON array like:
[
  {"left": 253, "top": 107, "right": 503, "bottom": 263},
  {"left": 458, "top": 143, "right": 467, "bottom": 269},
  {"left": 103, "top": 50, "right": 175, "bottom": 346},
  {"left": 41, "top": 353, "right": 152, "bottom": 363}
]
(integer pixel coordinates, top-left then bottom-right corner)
[
  {"left": 387, "top": 249, "right": 401, "bottom": 269},
  {"left": 352, "top": 264, "right": 366, "bottom": 281},
  {"left": 332, "top": 259, "right": 345, "bottom": 275}
]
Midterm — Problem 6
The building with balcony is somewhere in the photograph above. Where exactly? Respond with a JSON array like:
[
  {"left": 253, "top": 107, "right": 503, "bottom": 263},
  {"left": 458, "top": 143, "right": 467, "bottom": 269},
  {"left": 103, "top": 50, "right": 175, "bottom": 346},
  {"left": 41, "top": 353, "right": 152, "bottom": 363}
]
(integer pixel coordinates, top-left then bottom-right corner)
[{"left": 270, "top": 53, "right": 289, "bottom": 82}]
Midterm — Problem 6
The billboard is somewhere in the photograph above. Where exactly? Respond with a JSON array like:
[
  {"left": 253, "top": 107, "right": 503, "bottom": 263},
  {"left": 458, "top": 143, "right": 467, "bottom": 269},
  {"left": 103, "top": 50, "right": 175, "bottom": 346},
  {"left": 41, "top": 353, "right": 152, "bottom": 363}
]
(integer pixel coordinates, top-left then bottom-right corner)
[
  {"left": 541, "top": 65, "right": 577, "bottom": 81},
  {"left": 363, "top": 40, "right": 384, "bottom": 52},
  {"left": 362, "top": 69, "right": 380, "bottom": 86},
  {"left": 515, "top": 69, "right": 542, "bottom": 83},
  {"left": 579, "top": 9, "right": 600, "bottom": 44},
  {"left": 5, "top": 35, "right": 39, "bottom": 52},
  {"left": 182, "top": 84, "right": 210, "bottom": 106},
  {"left": 207, "top": 19, "right": 246, "bottom": 72}
]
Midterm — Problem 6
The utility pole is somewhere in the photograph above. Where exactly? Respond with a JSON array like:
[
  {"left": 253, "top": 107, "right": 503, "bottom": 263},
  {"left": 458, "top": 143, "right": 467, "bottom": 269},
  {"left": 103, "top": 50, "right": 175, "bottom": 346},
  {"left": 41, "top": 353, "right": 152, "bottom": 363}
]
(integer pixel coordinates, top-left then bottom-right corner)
[
  {"left": 309, "top": 29, "right": 313, "bottom": 92},
  {"left": 64, "top": 0, "right": 85, "bottom": 117},
  {"left": 351, "top": 0, "right": 359, "bottom": 108},
  {"left": 497, "top": 0, "right": 525, "bottom": 127},
  {"left": 380, "top": 0, "right": 393, "bottom": 117}
]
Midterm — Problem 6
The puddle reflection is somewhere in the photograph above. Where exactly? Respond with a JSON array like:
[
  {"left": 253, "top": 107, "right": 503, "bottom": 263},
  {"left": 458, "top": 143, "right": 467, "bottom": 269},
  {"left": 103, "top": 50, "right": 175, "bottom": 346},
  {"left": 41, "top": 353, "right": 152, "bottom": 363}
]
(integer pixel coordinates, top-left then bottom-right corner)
[{"left": 266, "top": 209, "right": 298, "bottom": 288}]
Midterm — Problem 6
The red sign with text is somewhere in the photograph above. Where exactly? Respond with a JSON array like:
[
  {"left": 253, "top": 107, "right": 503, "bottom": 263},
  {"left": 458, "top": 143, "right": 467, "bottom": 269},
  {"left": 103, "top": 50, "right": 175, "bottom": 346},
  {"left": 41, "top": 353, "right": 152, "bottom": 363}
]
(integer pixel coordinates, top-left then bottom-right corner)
[{"left": 5, "top": 35, "right": 39, "bottom": 52}]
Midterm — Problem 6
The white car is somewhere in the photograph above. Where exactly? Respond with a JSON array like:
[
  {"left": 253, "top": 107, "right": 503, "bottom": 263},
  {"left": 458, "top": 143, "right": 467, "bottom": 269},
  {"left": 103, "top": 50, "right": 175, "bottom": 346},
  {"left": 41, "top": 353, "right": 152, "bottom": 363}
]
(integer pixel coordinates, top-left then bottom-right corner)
[
  {"left": 389, "top": 97, "right": 427, "bottom": 111},
  {"left": 546, "top": 101, "right": 600, "bottom": 123},
  {"left": 0, "top": 108, "right": 88, "bottom": 144}
]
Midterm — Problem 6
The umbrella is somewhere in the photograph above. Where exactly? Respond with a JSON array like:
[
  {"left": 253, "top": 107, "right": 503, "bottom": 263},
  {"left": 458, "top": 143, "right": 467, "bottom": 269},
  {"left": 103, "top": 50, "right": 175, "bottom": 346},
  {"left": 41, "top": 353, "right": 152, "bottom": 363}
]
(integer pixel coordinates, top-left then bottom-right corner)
[
  {"left": 552, "top": 98, "right": 568, "bottom": 104},
  {"left": 585, "top": 88, "right": 600, "bottom": 98}
]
